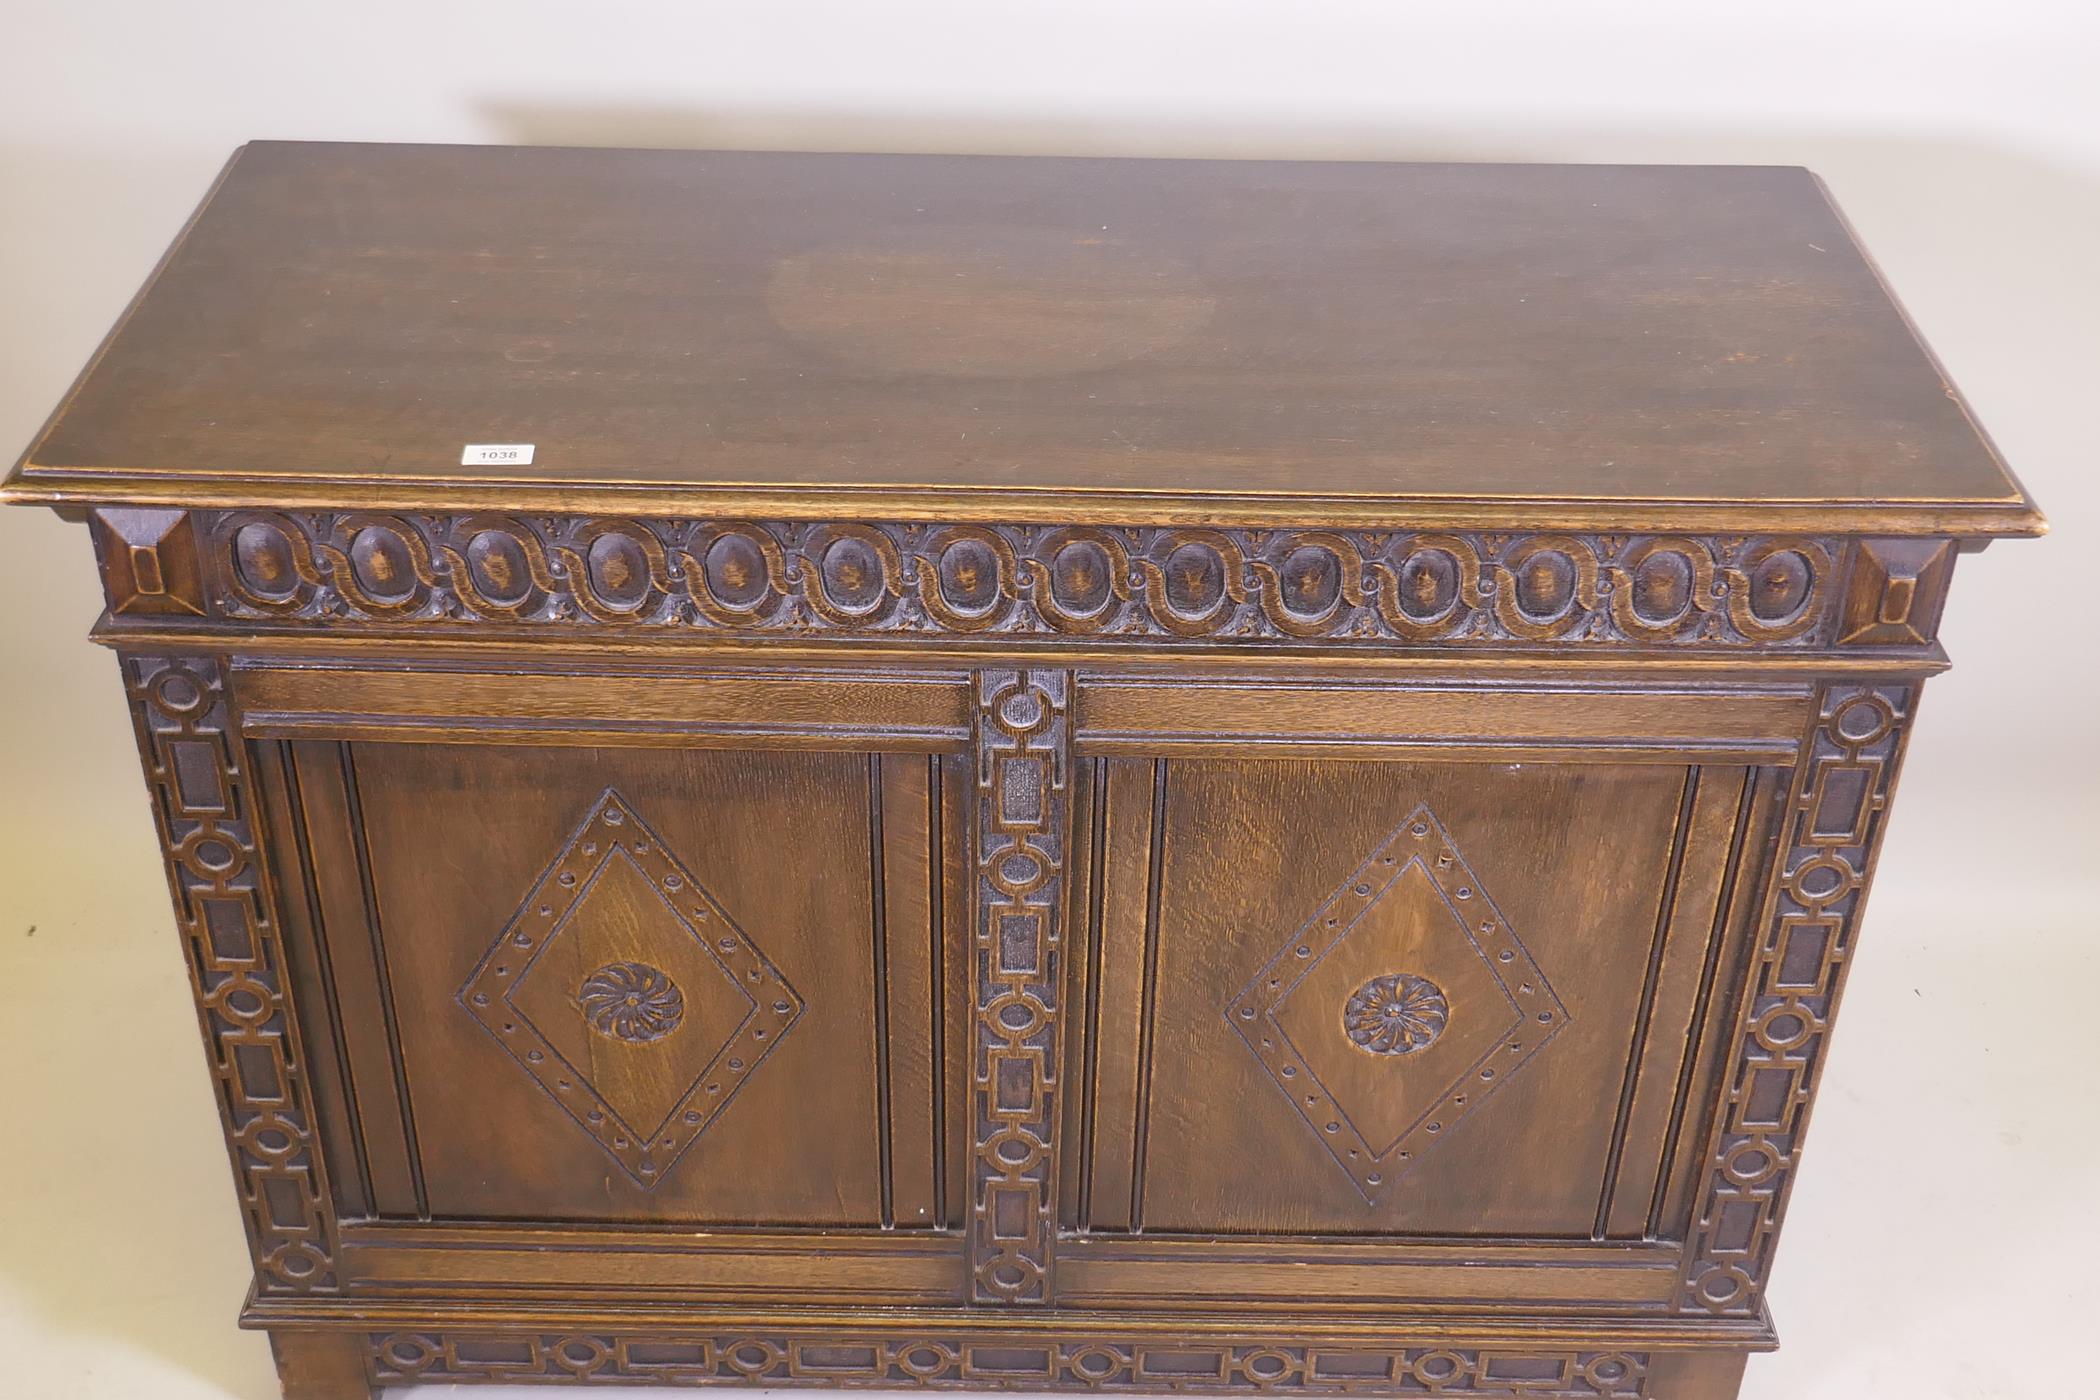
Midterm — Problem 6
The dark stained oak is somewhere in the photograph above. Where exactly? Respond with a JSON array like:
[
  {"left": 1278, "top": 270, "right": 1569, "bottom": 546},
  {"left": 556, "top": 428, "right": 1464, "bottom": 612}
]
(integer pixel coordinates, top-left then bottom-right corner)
[
  {"left": 0, "top": 143, "right": 2043, "bottom": 1400},
  {"left": 6, "top": 143, "right": 2041, "bottom": 535},
  {"left": 1123, "top": 759, "right": 1713, "bottom": 1238}
]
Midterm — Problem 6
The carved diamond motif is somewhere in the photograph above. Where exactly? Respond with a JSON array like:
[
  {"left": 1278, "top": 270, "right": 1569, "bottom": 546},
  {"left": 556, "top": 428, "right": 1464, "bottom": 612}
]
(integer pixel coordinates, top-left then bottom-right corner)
[
  {"left": 1227, "top": 803, "right": 1569, "bottom": 1204},
  {"left": 459, "top": 788, "right": 803, "bottom": 1187}
]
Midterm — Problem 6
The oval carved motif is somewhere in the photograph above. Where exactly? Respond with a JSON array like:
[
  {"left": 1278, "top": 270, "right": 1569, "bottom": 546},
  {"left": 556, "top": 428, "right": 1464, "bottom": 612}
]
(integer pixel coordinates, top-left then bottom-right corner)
[
  {"left": 1049, "top": 540, "right": 1114, "bottom": 616},
  {"left": 1277, "top": 544, "right": 1343, "bottom": 617},
  {"left": 819, "top": 535, "right": 888, "bottom": 613},
  {"left": 1747, "top": 548, "right": 1814, "bottom": 623},
  {"left": 464, "top": 530, "right": 533, "bottom": 606},
  {"left": 701, "top": 531, "right": 771, "bottom": 610},
  {"left": 584, "top": 532, "right": 652, "bottom": 610},
  {"left": 1162, "top": 541, "right": 1228, "bottom": 617},
  {"left": 1511, "top": 549, "right": 1577, "bottom": 621},
  {"left": 232, "top": 521, "right": 300, "bottom": 601},
  {"left": 935, "top": 537, "right": 1002, "bottom": 616},
  {"left": 1394, "top": 547, "right": 1461, "bottom": 621},
  {"left": 348, "top": 526, "right": 417, "bottom": 602},
  {"left": 1629, "top": 548, "right": 1696, "bottom": 624}
]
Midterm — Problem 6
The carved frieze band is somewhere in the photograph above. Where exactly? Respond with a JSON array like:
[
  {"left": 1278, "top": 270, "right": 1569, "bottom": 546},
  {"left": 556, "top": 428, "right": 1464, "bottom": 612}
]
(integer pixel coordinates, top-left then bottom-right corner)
[
  {"left": 368, "top": 1330, "right": 1650, "bottom": 1394},
  {"left": 1679, "top": 682, "right": 1915, "bottom": 1315},
  {"left": 120, "top": 654, "right": 338, "bottom": 1292},
  {"left": 969, "top": 670, "right": 1070, "bottom": 1304},
  {"left": 195, "top": 510, "right": 1851, "bottom": 647}
]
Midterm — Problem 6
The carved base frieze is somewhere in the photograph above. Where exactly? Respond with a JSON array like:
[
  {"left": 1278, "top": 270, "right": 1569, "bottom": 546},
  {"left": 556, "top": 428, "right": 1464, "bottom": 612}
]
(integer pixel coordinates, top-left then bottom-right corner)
[{"left": 365, "top": 1328, "right": 1656, "bottom": 1395}]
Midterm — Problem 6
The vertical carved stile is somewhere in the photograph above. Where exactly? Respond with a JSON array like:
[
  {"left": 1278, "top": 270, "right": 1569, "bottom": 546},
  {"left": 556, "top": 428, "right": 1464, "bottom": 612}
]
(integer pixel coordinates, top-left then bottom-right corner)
[
  {"left": 121, "top": 653, "right": 338, "bottom": 1292},
  {"left": 1680, "top": 683, "right": 1915, "bottom": 1315},
  {"left": 969, "top": 669, "right": 1071, "bottom": 1304}
]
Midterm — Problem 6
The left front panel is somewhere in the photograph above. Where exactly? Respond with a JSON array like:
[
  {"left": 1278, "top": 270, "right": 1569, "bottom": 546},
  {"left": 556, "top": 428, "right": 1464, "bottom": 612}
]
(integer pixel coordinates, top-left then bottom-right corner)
[{"left": 270, "top": 739, "right": 945, "bottom": 1228}]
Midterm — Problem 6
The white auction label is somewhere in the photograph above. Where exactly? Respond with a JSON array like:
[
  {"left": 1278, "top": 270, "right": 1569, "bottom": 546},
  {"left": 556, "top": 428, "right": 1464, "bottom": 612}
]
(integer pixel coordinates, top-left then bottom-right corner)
[{"left": 460, "top": 443, "right": 536, "bottom": 466}]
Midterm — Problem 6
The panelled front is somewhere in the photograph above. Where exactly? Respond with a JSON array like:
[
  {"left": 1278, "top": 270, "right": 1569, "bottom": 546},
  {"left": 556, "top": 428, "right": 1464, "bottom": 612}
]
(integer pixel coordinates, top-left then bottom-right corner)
[
  {"left": 262, "top": 735, "right": 970, "bottom": 1233},
  {"left": 234, "top": 657, "right": 1810, "bottom": 1324}
]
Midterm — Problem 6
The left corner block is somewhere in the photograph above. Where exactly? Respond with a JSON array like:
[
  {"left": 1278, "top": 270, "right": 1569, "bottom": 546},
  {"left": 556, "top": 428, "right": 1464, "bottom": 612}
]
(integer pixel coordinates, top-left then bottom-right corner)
[{"left": 90, "top": 506, "right": 207, "bottom": 616}]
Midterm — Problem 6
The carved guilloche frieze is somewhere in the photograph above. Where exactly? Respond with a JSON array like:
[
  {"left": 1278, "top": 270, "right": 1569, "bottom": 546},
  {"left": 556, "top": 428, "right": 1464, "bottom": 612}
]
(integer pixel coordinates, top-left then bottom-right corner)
[
  {"left": 188, "top": 510, "right": 1871, "bottom": 649},
  {"left": 78, "top": 506, "right": 1976, "bottom": 652}
]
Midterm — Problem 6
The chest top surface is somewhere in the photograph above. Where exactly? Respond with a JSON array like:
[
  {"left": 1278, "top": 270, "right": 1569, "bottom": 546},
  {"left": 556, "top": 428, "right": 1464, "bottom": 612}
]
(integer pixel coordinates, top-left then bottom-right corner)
[{"left": 5, "top": 141, "right": 2038, "bottom": 537}]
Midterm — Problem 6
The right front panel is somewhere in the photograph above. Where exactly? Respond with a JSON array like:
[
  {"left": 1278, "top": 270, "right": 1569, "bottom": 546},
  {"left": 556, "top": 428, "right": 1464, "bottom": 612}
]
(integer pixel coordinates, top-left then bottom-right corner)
[{"left": 1069, "top": 756, "right": 1764, "bottom": 1240}]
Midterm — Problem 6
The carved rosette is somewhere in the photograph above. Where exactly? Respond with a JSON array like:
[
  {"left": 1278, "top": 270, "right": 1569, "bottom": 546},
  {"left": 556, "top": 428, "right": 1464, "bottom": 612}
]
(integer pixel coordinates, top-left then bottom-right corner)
[
  {"left": 969, "top": 670, "right": 1070, "bottom": 1304},
  {"left": 367, "top": 1330, "right": 1648, "bottom": 1394},
  {"left": 200, "top": 511, "right": 1842, "bottom": 648},
  {"left": 1680, "top": 683, "right": 1916, "bottom": 1316},
  {"left": 119, "top": 654, "right": 337, "bottom": 1292},
  {"left": 577, "top": 962, "right": 687, "bottom": 1043},
  {"left": 1343, "top": 974, "right": 1450, "bottom": 1056}
]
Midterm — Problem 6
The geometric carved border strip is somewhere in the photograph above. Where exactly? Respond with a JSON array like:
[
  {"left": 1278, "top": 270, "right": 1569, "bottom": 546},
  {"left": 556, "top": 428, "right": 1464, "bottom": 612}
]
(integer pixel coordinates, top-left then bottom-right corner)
[
  {"left": 968, "top": 670, "right": 1070, "bottom": 1304},
  {"left": 119, "top": 653, "right": 338, "bottom": 1292},
  {"left": 369, "top": 1330, "right": 1650, "bottom": 1394},
  {"left": 1679, "top": 682, "right": 1916, "bottom": 1315},
  {"left": 203, "top": 510, "right": 1837, "bottom": 649}
]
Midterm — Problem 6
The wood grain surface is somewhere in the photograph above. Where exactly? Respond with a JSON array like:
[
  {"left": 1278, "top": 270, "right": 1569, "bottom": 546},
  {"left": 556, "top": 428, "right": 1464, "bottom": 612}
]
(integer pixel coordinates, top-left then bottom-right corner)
[{"left": 6, "top": 143, "right": 2039, "bottom": 535}]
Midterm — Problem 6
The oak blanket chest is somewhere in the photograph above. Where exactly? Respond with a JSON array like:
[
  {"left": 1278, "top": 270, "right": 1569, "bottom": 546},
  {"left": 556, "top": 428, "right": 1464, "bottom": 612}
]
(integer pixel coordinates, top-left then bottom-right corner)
[{"left": 3, "top": 143, "right": 2043, "bottom": 1399}]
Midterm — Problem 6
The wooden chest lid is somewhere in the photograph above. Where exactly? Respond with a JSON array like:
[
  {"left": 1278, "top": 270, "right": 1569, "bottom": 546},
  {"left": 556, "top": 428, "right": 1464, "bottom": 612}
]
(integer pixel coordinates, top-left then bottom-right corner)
[{"left": 5, "top": 141, "right": 2041, "bottom": 536}]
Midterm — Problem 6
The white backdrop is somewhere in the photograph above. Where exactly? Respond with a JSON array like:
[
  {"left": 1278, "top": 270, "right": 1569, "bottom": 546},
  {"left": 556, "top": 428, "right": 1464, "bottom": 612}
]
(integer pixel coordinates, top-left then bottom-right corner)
[{"left": 3, "top": 4, "right": 2095, "bottom": 1397}]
